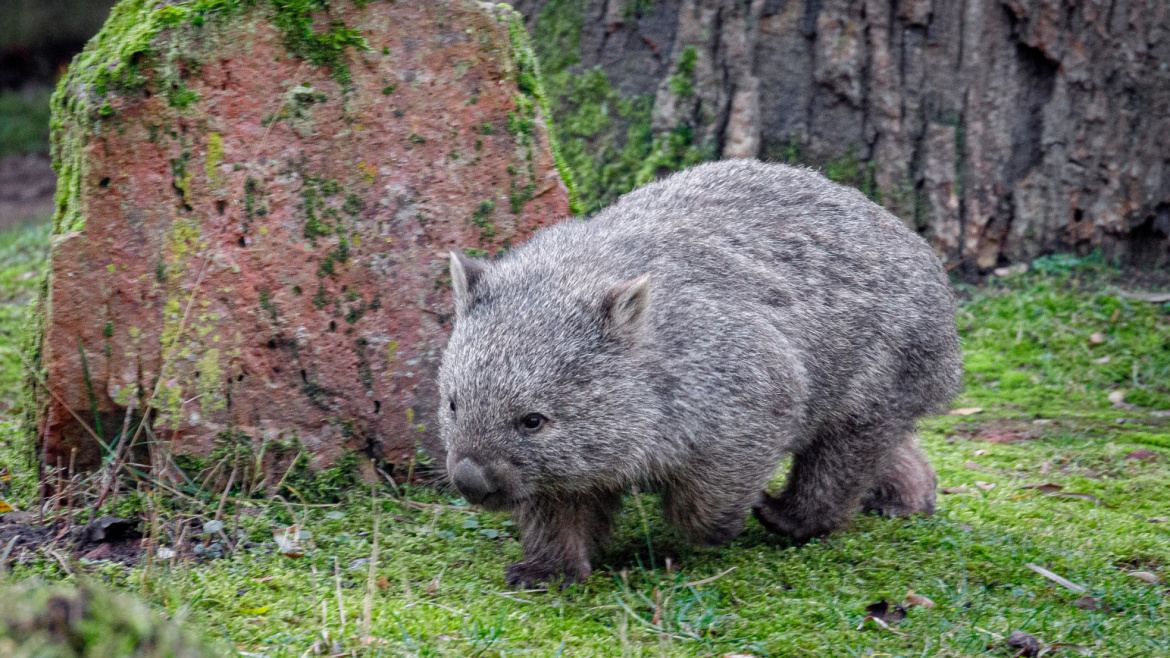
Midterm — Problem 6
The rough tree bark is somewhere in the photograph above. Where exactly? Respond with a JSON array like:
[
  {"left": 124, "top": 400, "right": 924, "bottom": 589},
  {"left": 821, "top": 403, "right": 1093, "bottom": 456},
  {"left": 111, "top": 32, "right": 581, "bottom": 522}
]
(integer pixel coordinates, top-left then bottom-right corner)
[{"left": 513, "top": 0, "right": 1170, "bottom": 270}]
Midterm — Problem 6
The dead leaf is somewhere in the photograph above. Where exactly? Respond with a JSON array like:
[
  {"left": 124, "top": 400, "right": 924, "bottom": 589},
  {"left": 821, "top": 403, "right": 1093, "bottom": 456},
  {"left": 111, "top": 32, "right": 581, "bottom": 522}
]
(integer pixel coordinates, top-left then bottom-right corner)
[
  {"left": 426, "top": 573, "right": 442, "bottom": 597},
  {"left": 1026, "top": 563, "right": 1087, "bottom": 593},
  {"left": 904, "top": 590, "right": 935, "bottom": 608},
  {"left": 973, "top": 449, "right": 988, "bottom": 456},
  {"left": 1020, "top": 483, "right": 1063, "bottom": 493},
  {"left": 941, "top": 486, "right": 969, "bottom": 494},
  {"left": 376, "top": 576, "right": 390, "bottom": 589},
  {"left": 1127, "top": 571, "right": 1159, "bottom": 584},
  {"left": 864, "top": 599, "right": 907, "bottom": 622},
  {"left": 1038, "top": 461, "right": 1051, "bottom": 475},
  {"left": 274, "top": 526, "right": 304, "bottom": 558},
  {"left": 251, "top": 575, "right": 276, "bottom": 583},
  {"left": 1150, "top": 516, "right": 1168, "bottom": 523},
  {"left": 964, "top": 461, "right": 987, "bottom": 471},
  {"left": 1089, "top": 333, "right": 1106, "bottom": 344},
  {"left": 975, "top": 481, "right": 996, "bottom": 491},
  {"left": 1124, "top": 449, "right": 1158, "bottom": 462},
  {"left": 949, "top": 407, "right": 983, "bottom": 416},
  {"left": 1007, "top": 630, "right": 1041, "bottom": 657},
  {"left": 1094, "top": 356, "right": 1111, "bottom": 364},
  {"left": 1048, "top": 492, "right": 1109, "bottom": 506},
  {"left": 722, "top": 655, "right": 757, "bottom": 658}
]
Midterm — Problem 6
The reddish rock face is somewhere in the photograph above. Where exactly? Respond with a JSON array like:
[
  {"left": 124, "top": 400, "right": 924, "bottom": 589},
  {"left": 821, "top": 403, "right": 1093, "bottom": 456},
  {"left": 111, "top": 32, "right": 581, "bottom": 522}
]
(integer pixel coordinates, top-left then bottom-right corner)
[{"left": 37, "top": 0, "right": 571, "bottom": 474}]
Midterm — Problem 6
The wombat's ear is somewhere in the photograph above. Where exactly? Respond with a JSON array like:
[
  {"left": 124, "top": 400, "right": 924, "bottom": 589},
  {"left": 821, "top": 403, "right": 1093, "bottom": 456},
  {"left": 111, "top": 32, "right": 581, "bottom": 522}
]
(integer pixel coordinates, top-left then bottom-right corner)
[
  {"left": 602, "top": 274, "right": 652, "bottom": 340},
  {"left": 449, "top": 251, "right": 488, "bottom": 313}
]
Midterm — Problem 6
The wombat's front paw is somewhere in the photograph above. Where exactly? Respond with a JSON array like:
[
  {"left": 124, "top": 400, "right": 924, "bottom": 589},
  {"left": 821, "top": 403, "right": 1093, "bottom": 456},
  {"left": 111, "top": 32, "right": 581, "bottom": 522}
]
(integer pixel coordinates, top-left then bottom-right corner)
[
  {"left": 505, "top": 560, "right": 591, "bottom": 589},
  {"left": 751, "top": 493, "right": 836, "bottom": 543}
]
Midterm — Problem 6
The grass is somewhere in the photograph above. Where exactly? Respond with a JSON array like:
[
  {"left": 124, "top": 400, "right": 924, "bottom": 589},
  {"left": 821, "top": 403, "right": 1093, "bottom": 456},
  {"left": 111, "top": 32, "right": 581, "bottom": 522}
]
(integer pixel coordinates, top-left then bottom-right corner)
[
  {"left": 0, "top": 222, "right": 1168, "bottom": 656},
  {"left": 0, "top": 89, "right": 52, "bottom": 156}
]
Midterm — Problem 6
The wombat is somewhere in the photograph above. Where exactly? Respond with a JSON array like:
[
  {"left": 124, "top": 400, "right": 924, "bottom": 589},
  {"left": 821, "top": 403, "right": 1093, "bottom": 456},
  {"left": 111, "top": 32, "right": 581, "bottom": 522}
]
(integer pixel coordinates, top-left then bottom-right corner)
[{"left": 438, "top": 160, "right": 961, "bottom": 587}]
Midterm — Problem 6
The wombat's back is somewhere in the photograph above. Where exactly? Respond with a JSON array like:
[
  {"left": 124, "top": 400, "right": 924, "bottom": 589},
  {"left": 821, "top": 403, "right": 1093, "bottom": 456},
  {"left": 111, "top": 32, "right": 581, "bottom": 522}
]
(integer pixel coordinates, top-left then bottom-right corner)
[{"left": 513, "top": 159, "right": 961, "bottom": 430}]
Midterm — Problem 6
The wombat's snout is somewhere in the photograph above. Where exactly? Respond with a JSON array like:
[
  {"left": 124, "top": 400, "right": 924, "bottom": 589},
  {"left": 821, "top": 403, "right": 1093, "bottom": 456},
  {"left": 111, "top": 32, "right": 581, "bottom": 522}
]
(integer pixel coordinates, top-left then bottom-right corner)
[{"left": 451, "top": 458, "right": 507, "bottom": 508}]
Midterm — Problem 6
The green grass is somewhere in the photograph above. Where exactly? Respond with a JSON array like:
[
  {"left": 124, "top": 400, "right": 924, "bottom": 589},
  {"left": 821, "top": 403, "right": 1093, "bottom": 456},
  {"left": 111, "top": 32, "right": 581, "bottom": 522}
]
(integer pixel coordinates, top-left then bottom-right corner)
[
  {"left": 0, "top": 223, "right": 1167, "bottom": 656},
  {"left": 0, "top": 89, "right": 52, "bottom": 156}
]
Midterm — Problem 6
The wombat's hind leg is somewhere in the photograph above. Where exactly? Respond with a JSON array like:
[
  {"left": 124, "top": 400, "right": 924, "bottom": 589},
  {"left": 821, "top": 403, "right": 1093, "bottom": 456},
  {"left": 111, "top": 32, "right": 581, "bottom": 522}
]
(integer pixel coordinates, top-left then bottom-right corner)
[
  {"left": 753, "top": 420, "right": 911, "bottom": 542},
  {"left": 663, "top": 484, "right": 754, "bottom": 547},
  {"left": 506, "top": 491, "right": 623, "bottom": 589},
  {"left": 860, "top": 435, "right": 937, "bottom": 517}
]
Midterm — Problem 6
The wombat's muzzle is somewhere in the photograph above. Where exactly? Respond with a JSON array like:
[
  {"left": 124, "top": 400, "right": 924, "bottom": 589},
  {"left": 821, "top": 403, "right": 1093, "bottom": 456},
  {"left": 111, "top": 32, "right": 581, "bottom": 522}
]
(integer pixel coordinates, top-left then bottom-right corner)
[{"left": 450, "top": 458, "right": 508, "bottom": 509}]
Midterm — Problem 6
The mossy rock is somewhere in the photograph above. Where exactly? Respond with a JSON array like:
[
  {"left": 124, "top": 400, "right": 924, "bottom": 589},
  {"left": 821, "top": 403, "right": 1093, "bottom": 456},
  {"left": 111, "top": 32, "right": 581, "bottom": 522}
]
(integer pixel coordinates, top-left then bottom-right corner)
[{"left": 28, "top": 0, "right": 574, "bottom": 476}]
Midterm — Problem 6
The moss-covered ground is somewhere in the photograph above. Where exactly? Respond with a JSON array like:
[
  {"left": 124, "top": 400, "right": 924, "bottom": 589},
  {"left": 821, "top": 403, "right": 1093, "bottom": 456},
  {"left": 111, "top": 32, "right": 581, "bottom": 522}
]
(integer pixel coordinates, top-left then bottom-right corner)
[{"left": 1, "top": 218, "right": 1168, "bottom": 656}]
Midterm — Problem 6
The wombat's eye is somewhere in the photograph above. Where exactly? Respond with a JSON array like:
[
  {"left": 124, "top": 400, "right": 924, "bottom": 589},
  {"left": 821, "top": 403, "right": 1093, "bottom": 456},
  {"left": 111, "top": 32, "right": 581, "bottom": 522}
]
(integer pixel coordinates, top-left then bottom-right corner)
[
  {"left": 520, "top": 413, "right": 547, "bottom": 432},
  {"left": 449, "top": 398, "right": 456, "bottom": 414}
]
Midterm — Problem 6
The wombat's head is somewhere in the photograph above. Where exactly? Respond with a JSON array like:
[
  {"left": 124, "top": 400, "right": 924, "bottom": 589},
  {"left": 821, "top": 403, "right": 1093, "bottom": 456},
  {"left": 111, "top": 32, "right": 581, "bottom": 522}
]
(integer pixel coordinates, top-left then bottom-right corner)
[{"left": 438, "top": 250, "right": 658, "bottom": 509}]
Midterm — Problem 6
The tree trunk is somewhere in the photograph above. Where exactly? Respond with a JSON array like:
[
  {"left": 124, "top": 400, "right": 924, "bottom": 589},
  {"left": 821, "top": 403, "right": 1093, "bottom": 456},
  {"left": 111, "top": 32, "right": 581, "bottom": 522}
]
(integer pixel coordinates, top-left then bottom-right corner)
[{"left": 514, "top": 0, "right": 1170, "bottom": 270}]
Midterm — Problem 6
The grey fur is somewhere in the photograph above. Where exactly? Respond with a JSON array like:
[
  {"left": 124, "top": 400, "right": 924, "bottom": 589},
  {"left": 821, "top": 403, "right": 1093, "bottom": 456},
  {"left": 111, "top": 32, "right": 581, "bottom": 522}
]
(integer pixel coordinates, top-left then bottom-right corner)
[{"left": 438, "top": 160, "right": 961, "bottom": 587}]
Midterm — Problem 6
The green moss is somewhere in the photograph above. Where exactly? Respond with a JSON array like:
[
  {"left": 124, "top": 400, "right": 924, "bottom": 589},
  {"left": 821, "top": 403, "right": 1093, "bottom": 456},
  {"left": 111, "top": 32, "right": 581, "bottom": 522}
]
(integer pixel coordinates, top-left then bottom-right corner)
[
  {"left": 269, "top": 0, "right": 369, "bottom": 87},
  {"left": 166, "top": 84, "right": 200, "bottom": 109},
  {"left": 194, "top": 347, "right": 224, "bottom": 414},
  {"left": 204, "top": 131, "right": 224, "bottom": 184},
  {"left": 259, "top": 289, "right": 276, "bottom": 319},
  {"left": 243, "top": 176, "right": 266, "bottom": 220},
  {"left": 472, "top": 199, "right": 496, "bottom": 239},
  {"left": 824, "top": 147, "right": 861, "bottom": 185},
  {"left": 499, "top": 4, "right": 581, "bottom": 214},
  {"left": 668, "top": 45, "right": 698, "bottom": 98},
  {"left": 342, "top": 193, "right": 363, "bottom": 216}
]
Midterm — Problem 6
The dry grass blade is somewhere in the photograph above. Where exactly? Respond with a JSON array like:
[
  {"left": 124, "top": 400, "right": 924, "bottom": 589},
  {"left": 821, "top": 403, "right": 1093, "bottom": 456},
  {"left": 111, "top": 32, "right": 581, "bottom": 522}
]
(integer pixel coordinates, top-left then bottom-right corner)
[
  {"left": 402, "top": 600, "right": 469, "bottom": 620},
  {"left": 1047, "top": 492, "right": 1109, "bottom": 506},
  {"left": 676, "top": 567, "right": 737, "bottom": 589},
  {"left": 333, "top": 556, "right": 347, "bottom": 635},
  {"left": 1019, "top": 482, "right": 1063, "bottom": 493},
  {"left": 1026, "top": 563, "right": 1087, "bottom": 593},
  {"left": 484, "top": 590, "right": 535, "bottom": 604},
  {"left": 361, "top": 485, "right": 380, "bottom": 637},
  {"left": 0, "top": 535, "right": 20, "bottom": 571},
  {"left": 48, "top": 549, "right": 73, "bottom": 574}
]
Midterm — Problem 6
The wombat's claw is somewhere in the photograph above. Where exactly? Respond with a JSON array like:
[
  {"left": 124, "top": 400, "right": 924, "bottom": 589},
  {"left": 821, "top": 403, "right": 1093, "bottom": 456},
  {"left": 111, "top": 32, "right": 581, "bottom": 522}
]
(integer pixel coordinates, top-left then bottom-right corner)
[{"left": 505, "top": 560, "right": 590, "bottom": 589}]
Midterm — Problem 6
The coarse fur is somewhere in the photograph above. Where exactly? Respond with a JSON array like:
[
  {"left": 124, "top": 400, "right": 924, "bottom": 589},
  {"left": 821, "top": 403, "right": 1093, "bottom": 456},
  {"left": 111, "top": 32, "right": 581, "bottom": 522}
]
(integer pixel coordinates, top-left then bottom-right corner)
[{"left": 437, "top": 160, "right": 962, "bottom": 587}]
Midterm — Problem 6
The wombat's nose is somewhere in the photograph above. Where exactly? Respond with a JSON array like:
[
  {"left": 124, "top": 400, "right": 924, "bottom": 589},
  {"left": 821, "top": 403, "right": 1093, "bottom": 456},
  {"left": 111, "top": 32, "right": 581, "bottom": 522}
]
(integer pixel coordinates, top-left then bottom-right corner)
[{"left": 451, "top": 459, "right": 498, "bottom": 505}]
